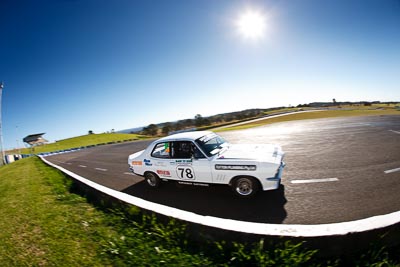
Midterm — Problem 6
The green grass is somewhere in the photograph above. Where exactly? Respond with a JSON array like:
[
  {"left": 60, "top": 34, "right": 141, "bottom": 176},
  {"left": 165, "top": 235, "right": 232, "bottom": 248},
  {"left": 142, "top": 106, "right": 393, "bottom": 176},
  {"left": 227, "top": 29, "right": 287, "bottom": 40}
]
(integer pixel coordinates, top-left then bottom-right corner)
[
  {"left": 0, "top": 157, "right": 111, "bottom": 266},
  {"left": 0, "top": 157, "right": 210, "bottom": 266},
  {"left": 217, "top": 108, "right": 400, "bottom": 132},
  {"left": 9, "top": 133, "right": 147, "bottom": 155},
  {"left": 1, "top": 157, "right": 399, "bottom": 266},
  {"left": 0, "top": 157, "right": 316, "bottom": 266}
]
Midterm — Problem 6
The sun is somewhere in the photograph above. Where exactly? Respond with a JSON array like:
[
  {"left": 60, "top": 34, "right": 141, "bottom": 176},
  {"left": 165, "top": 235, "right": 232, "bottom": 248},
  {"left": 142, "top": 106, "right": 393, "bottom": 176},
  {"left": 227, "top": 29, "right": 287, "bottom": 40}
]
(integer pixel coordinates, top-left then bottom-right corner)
[{"left": 236, "top": 10, "right": 267, "bottom": 40}]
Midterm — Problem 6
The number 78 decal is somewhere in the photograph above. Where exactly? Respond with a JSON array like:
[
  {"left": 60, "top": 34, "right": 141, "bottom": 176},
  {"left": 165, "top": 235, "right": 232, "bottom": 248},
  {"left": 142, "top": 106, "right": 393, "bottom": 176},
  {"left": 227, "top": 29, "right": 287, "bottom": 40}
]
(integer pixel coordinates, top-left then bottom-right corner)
[{"left": 176, "top": 166, "right": 195, "bottom": 180}]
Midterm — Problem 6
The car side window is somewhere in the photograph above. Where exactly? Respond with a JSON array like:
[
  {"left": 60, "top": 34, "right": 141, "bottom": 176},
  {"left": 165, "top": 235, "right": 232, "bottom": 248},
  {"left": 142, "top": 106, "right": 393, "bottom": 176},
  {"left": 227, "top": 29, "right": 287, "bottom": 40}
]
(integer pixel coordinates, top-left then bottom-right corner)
[
  {"left": 171, "top": 141, "right": 192, "bottom": 159},
  {"left": 192, "top": 143, "right": 206, "bottom": 159},
  {"left": 151, "top": 142, "right": 171, "bottom": 158},
  {"left": 171, "top": 141, "right": 206, "bottom": 159}
]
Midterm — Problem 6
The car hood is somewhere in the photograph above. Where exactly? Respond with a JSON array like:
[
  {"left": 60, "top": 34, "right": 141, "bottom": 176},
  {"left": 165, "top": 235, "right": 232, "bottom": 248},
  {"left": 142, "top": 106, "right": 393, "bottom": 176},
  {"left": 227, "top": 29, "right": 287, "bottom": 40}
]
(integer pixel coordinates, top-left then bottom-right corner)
[{"left": 218, "top": 144, "right": 284, "bottom": 164}]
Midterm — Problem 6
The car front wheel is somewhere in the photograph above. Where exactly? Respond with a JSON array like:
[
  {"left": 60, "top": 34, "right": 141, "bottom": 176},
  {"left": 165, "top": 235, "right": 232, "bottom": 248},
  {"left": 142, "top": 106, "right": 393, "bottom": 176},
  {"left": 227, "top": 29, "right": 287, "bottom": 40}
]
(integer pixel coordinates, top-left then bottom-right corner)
[
  {"left": 144, "top": 172, "right": 161, "bottom": 188},
  {"left": 232, "top": 177, "right": 259, "bottom": 197}
]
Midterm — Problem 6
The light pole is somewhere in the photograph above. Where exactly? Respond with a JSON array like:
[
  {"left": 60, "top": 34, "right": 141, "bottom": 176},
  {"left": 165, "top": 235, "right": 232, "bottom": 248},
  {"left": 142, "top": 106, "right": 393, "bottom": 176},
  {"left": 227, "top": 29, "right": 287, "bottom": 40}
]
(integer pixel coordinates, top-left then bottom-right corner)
[
  {"left": 16, "top": 126, "right": 21, "bottom": 155},
  {"left": 0, "top": 82, "right": 5, "bottom": 165}
]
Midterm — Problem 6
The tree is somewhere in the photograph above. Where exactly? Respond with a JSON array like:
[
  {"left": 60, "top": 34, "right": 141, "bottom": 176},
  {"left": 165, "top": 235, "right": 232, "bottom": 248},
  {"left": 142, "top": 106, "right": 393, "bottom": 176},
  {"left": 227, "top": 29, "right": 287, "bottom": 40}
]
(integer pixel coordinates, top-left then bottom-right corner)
[
  {"left": 174, "top": 121, "right": 183, "bottom": 131},
  {"left": 143, "top": 124, "right": 158, "bottom": 136},
  {"left": 162, "top": 123, "right": 172, "bottom": 135},
  {"left": 202, "top": 118, "right": 211, "bottom": 126},
  {"left": 195, "top": 114, "right": 204, "bottom": 127},
  {"left": 235, "top": 114, "right": 245, "bottom": 120},
  {"left": 333, "top": 98, "right": 337, "bottom": 106},
  {"left": 224, "top": 114, "right": 234, "bottom": 122},
  {"left": 182, "top": 119, "right": 193, "bottom": 128},
  {"left": 248, "top": 110, "right": 257, "bottom": 118},
  {"left": 88, "top": 130, "right": 94, "bottom": 135},
  {"left": 213, "top": 116, "right": 223, "bottom": 124}
]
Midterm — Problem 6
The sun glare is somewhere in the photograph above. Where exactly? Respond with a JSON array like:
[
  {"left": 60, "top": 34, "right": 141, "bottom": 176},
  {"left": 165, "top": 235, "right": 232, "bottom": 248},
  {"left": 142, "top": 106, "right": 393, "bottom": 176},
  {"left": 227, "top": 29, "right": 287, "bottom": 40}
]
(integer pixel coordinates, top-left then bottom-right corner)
[{"left": 236, "top": 10, "right": 267, "bottom": 40}]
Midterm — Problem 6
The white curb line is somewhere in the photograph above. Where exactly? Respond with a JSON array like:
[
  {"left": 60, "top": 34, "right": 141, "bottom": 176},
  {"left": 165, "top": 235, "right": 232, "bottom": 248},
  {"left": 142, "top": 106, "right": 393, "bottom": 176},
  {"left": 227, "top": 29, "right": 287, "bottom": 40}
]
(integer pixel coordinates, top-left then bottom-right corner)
[{"left": 40, "top": 155, "right": 400, "bottom": 238}]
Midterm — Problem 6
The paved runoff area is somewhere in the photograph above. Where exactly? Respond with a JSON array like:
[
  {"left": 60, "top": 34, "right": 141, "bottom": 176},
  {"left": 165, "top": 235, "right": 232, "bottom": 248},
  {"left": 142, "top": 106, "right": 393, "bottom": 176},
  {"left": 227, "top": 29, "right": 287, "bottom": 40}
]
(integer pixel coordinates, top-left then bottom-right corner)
[{"left": 45, "top": 115, "right": 400, "bottom": 225}]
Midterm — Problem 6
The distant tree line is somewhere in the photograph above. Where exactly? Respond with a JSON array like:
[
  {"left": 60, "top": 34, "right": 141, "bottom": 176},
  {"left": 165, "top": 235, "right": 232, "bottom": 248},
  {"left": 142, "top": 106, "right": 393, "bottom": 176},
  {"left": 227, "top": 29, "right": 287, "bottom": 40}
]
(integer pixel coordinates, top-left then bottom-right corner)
[
  {"left": 141, "top": 108, "right": 284, "bottom": 136},
  {"left": 304, "top": 100, "right": 390, "bottom": 108},
  {"left": 139, "top": 100, "right": 400, "bottom": 136},
  {"left": 130, "top": 100, "right": 400, "bottom": 136}
]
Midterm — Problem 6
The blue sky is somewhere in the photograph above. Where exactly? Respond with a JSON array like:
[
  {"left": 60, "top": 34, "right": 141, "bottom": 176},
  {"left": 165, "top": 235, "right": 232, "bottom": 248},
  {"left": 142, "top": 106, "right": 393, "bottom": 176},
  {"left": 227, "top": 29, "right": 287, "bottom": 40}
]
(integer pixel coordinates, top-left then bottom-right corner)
[{"left": 1, "top": 0, "right": 399, "bottom": 150}]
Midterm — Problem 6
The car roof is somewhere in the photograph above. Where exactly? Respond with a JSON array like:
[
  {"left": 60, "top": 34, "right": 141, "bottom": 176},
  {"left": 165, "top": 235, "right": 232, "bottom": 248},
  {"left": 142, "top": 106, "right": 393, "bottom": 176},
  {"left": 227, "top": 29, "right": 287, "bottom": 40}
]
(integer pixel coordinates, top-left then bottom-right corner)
[{"left": 156, "top": 130, "right": 213, "bottom": 142}]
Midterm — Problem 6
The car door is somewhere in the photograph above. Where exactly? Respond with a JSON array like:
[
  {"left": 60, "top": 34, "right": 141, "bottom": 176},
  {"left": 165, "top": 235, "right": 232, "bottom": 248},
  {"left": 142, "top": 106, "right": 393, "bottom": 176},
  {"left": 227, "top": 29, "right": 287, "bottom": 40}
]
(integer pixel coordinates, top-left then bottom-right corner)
[
  {"left": 170, "top": 141, "right": 212, "bottom": 183},
  {"left": 149, "top": 141, "right": 175, "bottom": 180}
]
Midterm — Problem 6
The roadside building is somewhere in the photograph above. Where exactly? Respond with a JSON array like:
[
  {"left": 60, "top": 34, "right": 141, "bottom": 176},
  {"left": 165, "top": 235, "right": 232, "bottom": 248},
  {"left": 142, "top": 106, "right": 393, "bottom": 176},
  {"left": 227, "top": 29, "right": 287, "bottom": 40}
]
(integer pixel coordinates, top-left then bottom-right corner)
[{"left": 23, "top": 133, "right": 48, "bottom": 146}]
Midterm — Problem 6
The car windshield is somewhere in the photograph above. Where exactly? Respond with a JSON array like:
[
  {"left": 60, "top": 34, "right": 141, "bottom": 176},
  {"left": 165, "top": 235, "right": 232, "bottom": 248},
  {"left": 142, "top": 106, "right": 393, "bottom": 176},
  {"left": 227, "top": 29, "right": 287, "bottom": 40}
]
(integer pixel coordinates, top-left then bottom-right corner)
[{"left": 195, "top": 133, "right": 229, "bottom": 157}]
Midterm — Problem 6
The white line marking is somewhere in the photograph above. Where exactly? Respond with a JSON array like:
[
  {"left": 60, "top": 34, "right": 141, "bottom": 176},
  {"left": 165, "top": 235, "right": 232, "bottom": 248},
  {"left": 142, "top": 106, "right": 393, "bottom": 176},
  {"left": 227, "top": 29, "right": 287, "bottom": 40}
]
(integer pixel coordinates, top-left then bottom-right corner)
[
  {"left": 358, "top": 123, "right": 372, "bottom": 127},
  {"left": 79, "top": 165, "right": 87, "bottom": 168},
  {"left": 291, "top": 178, "right": 339, "bottom": 184},
  {"left": 389, "top": 130, "right": 400, "bottom": 134},
  {"left": 124, "top": 172, "right": 135, "bottom": 176},
  {"left": 384, "top": 167, "right": 400, "bottom": 174},
  {"left": 95, "top": 168, "right": 107, "bottom": 172},
  {"left": 66, "top": 163, "right": 72, "bottom": 165},
  {"left": 39, "top": 155, "right": 400, "bottom": 237}
]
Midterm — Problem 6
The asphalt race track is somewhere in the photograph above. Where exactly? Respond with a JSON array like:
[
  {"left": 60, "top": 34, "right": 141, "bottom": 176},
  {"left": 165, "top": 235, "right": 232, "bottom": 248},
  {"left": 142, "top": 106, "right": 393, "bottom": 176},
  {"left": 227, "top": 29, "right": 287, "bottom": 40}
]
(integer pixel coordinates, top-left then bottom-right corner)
[{"left": 45, "top": 115, "right": 400, "bottom": 225}]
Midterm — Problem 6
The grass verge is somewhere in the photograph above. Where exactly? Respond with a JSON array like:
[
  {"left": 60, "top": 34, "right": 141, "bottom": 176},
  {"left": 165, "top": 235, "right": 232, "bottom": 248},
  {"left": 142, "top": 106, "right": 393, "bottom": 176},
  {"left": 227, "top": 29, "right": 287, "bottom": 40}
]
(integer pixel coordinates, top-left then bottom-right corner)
[
  {"left": 0, "top": 157, "right": 313, "bottom": 266},
  {"left": 217, "top": 109, "right": 400, "bottom": 132},
  {"left": 8, "top": 133, "right": 147, "bottom": 155},
  {"left": 1, "top": 157, "right": 399, "bottom": 266},
  {"left": 0, "top": 157, "right": 109, "bottom": 266}
]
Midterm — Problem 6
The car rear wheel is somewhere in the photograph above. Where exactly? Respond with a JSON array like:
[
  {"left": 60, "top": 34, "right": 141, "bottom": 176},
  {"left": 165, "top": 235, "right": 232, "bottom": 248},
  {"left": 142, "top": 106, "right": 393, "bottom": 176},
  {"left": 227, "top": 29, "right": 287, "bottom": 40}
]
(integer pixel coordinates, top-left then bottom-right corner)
[
  {"left": 144, "top": 172, "right": 161, "bottom": 188},
  {"left": 232, "top": 177, "right": 259, "bottom": 197}
]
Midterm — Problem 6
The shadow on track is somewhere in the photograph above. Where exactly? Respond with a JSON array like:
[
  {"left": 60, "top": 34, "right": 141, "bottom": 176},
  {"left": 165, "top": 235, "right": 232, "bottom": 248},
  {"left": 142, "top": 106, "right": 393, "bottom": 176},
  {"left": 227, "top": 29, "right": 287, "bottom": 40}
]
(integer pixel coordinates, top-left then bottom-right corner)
[{"left": 122, "top": 182, "right": 287, "bottom": 224}]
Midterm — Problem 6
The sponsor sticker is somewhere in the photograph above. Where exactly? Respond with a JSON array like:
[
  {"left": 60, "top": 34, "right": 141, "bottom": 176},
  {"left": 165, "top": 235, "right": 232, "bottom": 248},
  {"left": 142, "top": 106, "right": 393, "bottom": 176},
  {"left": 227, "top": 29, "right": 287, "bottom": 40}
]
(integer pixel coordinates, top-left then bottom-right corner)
[
  {"left": 164, "top": 143, "right": 170, "bottom": 153},
  {"left": 176, "top": 159, "right": 192, "bottom": 165},
  {"left": 143, "top": 159, "right": 152, "bottom": 166},
  {"left": 131, "top": 161, "right": 142, "bottom": 166},
  {"left": 199, "top": 133, "right": 217, "bottom": 143},
  {"left": 178, "top": 181, "right": 209, "bottom": 187},
  {"left": 156, "top": 170, "right": 171, "bottom": 177},
  {"left": 215, "top": 164, "right": 256, "bottom": 171}
]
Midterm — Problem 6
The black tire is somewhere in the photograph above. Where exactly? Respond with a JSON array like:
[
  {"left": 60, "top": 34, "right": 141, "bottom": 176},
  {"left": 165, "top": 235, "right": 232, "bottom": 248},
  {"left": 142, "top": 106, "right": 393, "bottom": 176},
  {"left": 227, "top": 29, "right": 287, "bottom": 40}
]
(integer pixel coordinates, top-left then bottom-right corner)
[
  {"left": 144, "top": 172, "right": 161, "bottom": 188},
  {"left": 232, "top": 177, "right": 259, "bottom": 197}
]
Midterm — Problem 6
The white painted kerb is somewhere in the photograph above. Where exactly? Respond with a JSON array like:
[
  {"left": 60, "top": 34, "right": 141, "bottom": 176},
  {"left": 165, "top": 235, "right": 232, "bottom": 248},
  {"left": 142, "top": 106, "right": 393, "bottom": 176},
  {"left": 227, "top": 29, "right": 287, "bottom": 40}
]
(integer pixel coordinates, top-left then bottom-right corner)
[
  {"left": 384, "top": 167, "right": 400, "bottom": 174},
  {"left": 40, "top": 156, "right": 400, "bottom": 238}
]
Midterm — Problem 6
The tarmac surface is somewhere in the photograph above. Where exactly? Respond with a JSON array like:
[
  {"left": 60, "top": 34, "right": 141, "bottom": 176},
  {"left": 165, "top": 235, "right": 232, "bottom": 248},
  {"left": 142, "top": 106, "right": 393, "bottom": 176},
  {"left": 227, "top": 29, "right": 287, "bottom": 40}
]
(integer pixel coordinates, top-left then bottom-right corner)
[{"left": 46, "top": 115, "right": 400, "bottom": 224}]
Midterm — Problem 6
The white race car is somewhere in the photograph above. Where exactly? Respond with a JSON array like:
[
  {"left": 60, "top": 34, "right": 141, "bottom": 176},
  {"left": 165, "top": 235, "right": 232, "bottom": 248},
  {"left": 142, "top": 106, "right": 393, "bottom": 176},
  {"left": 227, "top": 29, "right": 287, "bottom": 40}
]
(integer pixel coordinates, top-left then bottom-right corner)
[{"left": 128, "top": 131, "right": 285, "bottom": 197}]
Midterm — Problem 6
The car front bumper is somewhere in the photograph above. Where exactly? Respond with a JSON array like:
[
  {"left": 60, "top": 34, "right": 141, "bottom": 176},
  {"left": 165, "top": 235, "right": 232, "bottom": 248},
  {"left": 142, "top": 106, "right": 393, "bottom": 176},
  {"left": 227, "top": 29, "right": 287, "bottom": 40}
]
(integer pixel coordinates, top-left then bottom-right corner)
[{"left": 262, "top": 162, "right": 285, "bottom": 191}]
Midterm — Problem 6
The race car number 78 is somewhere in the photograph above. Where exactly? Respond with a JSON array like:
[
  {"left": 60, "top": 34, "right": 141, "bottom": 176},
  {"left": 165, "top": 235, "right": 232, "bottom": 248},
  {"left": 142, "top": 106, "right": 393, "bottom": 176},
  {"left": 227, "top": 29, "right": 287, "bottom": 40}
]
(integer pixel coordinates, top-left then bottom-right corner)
[{"left": 177, "top": 166, "right": 195, "bottom": 179}]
